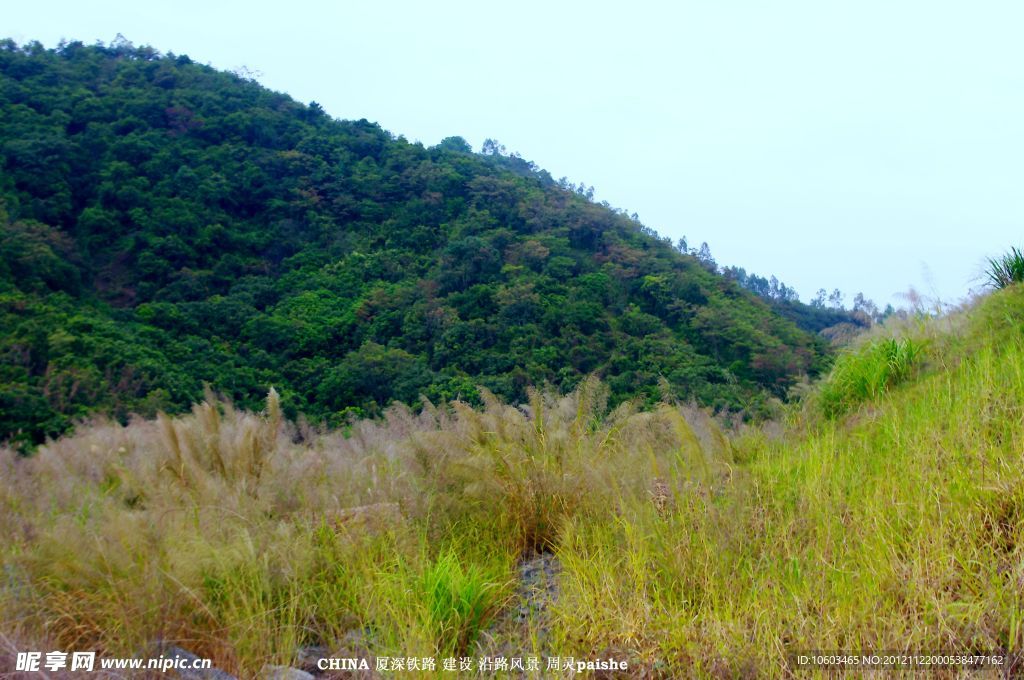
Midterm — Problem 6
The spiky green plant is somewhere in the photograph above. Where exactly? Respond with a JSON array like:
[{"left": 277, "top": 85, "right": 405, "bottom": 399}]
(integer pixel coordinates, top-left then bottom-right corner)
[{"left": 987, "top": 246, "right": 1024, "bottom": 289}]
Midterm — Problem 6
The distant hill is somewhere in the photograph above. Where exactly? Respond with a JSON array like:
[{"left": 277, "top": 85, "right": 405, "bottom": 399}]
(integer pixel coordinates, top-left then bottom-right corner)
[{"left": 0, "top": 39, "right": 831, "bottom": 447}]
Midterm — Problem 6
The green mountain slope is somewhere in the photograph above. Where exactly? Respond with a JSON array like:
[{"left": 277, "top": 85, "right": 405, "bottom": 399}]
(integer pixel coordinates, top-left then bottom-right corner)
[{"left": 0, "top": 39, "right": 829, "bottom": 447}]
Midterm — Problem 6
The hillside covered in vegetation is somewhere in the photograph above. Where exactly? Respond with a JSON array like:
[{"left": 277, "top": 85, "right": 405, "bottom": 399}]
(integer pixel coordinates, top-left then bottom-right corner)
[
  {"left": 2, "top": 273, "right": 1021, "bottom": 676},
  {"left": 0, "top": 39, "right": 832, "bottom": 448}
]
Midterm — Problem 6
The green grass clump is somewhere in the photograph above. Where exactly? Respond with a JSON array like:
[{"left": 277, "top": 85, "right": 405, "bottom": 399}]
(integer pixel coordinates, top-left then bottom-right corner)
[
  {"left": 418, "top": 548, "right": 511, "bottom": 655},
  {"left": 987, "top": 246, "right": 1024, "bottom": 289},
  {"left": 817, "top": 336, "right": 924, "bottom": 417}
]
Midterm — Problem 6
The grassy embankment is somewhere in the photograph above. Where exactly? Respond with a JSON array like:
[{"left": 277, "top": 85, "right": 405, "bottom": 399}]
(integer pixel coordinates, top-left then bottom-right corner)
[{"left": 2, "top": 286, "right": 1023, "bottom": 677}]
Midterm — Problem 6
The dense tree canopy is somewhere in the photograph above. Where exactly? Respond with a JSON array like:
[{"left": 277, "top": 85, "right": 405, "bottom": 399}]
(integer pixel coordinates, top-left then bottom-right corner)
[{"left": 0, "top": 39, "right": 832, "bottom": 448}]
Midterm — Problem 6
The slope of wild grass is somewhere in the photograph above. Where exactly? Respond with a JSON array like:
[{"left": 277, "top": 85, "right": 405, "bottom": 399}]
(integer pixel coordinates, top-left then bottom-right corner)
[{"left": 2, "top": 287, "right": 1024, "bottom": 677}]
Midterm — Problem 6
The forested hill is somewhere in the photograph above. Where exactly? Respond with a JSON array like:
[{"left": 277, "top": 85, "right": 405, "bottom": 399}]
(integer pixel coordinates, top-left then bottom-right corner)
[{"left": 0, "top": 39, "right": 830, "bottom": 448}]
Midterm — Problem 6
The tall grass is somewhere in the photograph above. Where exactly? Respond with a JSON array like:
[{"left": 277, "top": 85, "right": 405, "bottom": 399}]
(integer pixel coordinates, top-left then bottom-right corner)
[
  {"left": 816, "top": 336, "right": 924, "bottom": 417},
  {"left": 3, "top": 288, "right": 1024, "bottom": 676},
  {"left": 0, "top": 375, "right": 718, "bottom": 675},
  {"left": 549, "top": 288, "right": 1024, "bottom": 675}
]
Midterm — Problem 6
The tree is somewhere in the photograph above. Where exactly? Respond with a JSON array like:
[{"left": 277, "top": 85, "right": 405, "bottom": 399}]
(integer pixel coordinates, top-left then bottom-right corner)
[
  {"left": 696, "top": 242, "right": 717, "bottom": 272},
  {"left": 437, "top": 136, "right": 472, "bottom": 153},
  {"left": 317, "top": 342, "right": 433, "bottom": 412},
  {"left": 306, "top": 101, "right": 325, "bottom": 120},
  {"left": 481, "top": 138, "right": 506, "bottom": 156},
  {"left": 852, "top": 292, "right": 879, "bottom": 322}
]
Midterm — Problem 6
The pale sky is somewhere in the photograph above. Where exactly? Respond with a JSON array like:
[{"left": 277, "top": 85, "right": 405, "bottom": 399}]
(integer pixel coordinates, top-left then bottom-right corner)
[{"left": 7, "top": 0, "right": 1023, "bottom": 307}]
